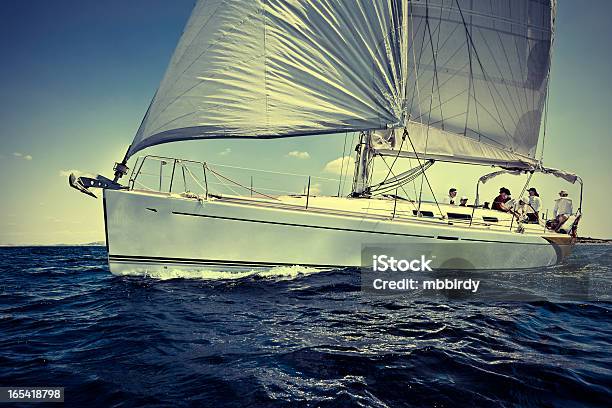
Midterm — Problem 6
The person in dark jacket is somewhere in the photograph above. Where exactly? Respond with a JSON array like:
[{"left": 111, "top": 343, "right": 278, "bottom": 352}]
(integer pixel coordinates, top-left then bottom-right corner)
[{"left": 492, "top": 187, "right": 511, "bottom": 212}]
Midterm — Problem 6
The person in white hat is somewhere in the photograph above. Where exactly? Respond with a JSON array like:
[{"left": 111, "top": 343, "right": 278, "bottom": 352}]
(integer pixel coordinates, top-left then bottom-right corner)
[
  {"left": 459, "top": 196, "right": 468, "bottom": 206},
  {"left": 552, "top": 190, "right": 573, "bottom": 230}
]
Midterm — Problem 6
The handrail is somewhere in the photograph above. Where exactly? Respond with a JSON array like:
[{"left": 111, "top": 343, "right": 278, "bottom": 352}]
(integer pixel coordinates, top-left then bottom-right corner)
[
  {"left": 130, "top": 155, "right": 338, "bottom": 201},
  {"left": 130, "top": 155, "right": 209, "bottom": 197},
  {"left": 208, "top": 162, "right": 339, "bottom": 182}
]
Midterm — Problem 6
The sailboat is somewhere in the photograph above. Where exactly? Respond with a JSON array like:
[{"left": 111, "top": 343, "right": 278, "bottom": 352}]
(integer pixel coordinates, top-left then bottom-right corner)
[{"left": 70, "top": 0, "right": 583, "bottom": 276}]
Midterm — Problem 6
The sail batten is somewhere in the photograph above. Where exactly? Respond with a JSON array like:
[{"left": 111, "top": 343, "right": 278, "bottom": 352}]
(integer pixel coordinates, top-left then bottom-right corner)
[{"left": 127, "top": 0, "right": 555, "bottom": 164}]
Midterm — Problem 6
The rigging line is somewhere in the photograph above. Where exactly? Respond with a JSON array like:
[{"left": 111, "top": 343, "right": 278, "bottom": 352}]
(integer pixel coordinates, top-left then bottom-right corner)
[
  {"left": 418, "top": 0, "right": 438, "bottom": 211},
  {"left": 408, "top": 0, "right": 430, "bottom": 213},
  {"left": 410, "top": 157, "right": 418, "bottom": 199},
  {"left": 512, "top": 35, "right": 531, "bottom": 122},
  {"left": 402, "top": 127, "right": 443, "bottom": 218},
  {"left": 407, "top": 15, "right": 461, "bottom": 91},
  {"left": 473, "top": 79, "right": 482, "bottom": 139},
  {"left": 209, "top": 170, "right": 241, "bottom": 196},
  {"left": 509, "top": 171, "right": 534, "bottom": 228},
  {"left": 209, "top": 162, "right": 338, "bottom": 182},
  {"left": 474, "top": 26, "right": 522, "bottom": 133},
  {"left": 410, "top": 45, "right": 467, "bottom": 108},
  {"left": 405, "top": 6, "right": 444, "bottom": 73},
  {"left": 182, "top": 163, "right": 210, "bottom": 194},
  {"left": 406, "top": 21, "right": 468, "bottom": 127},
  {"left": 454, "top": 0, "right": 514, "bottom": 146},
  {"left": 146, "top": 72, "right": 268, "bottom": 136},
  {"left": 370, "top": 161, "right": 427, "bottom": 191},
  {"left": 337, "top": 131, "right": 349, "bottom": 196},
  {"left": 537, "top": 13, "right": 555, "bottom": 163},
  {"left": 471, "top": 97, "right": 513, "bottom": 143},
  {"left": 410, "top": 1, "right": 553, "bottom": 34},
  {"left": 540, "top": 77, "right": 550, "bottom": 162},
  {"left": 368, "top": 154, "right": 376, "bottom": 188},
  {"left": 370, "top": 160, "right": 434, "bottom": 194},
  {"left": 379, "top": 130, "right": 407, "bottom": 187},
  {"left": 150, "top": 9, "right": 261, "bottom": 121},
  {"left": 427, "top": 110, "right": 468, "bottom": 127},
  {"left": 410, "top": 59, "right": 471, "bottom": 123},
  {"left": 378, "top": 155, "right": 420, "bottom": 213},
  {"left": 463, "top": 0, "right": 473, "bottom": 136},
  {"left": 432, "top": 0, "right": 445, "bottom": 129},
  {"left": 262, "top": 0, "right": 270, "bottom": 129},
  {"left": 407, "top": 4, "right": 429, "bottom": 118},
  {"left": 341, "top": 132, "right": 357, "bottom": 196},
  {"left": 468, "top": 46, "right": 518, "bottom": 146},
  {"left": 519, "top": 171, "right": 533, "bottom": 201},
  {"left": 153, "top": 1, "right": 227, "bottom": 101},
  {"left": 206, "top": 165, "right": 280, "bottom": 201},
  {"left": 495, "top": 29, "right": 525, "bottom": 125},
  {"left": 469, "top": 0, "right": 483, "bottom": 142}
]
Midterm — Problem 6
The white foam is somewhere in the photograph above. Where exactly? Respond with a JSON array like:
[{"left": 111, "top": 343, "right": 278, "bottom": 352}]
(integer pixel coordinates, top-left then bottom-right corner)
[{"left": 116, "top": 264, "right": 328, "bottom": 281}]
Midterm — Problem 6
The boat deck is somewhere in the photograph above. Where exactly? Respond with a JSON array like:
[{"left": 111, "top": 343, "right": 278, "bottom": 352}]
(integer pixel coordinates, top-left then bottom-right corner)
[{"left": 178, "top": 191, "right": 566, "bottom": 239}]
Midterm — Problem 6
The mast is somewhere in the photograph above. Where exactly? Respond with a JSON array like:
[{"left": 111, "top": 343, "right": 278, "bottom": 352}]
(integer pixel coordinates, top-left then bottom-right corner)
[{"left": 351, "top": 131, "right": 374, "bottom": 196}]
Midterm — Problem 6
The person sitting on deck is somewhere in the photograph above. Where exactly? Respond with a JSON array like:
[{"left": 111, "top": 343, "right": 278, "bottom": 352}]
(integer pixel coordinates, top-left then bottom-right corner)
[
  {"left": 526, "top": 187, "right": 541, "bottom": 223},
  {"left": 492, "top": 187, "right": 511, "bottom": 212},
  {"left": 550, "top": 190, "right": 574, "bottom": 231},
  {"left": 515, "top": 197, "right": 530, "bottom": 222},
  {"left": 443, "top": 187, "right": 458, "bottom": 205},
  {"left": 459, "top": 196, "right": 468, "bottom": 207}
]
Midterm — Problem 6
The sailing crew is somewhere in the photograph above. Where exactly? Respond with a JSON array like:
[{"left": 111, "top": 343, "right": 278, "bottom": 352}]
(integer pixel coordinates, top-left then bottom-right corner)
[
  {"left": 444, "top": 188, "right": 458, "bottom": 205},
  {"left": 459, "top": 196, "right": 468, "bottom": 207},
  {"left": 552, "top": 190, "right": 573, "bottom": 230},
  {"left": 492, "top": 187, "right": 511, "bottom": 212},
  {"left": 526, "top": 187, "right": 541, "bottom": 223},
  {"left": 516, "top": 197, "right": 529, "bottom": 221}
]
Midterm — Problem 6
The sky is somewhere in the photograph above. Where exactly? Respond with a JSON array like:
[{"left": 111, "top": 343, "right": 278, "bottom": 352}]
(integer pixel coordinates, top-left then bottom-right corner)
[{"left": 0, "top": 0, "right": 611, "bottom": 245}]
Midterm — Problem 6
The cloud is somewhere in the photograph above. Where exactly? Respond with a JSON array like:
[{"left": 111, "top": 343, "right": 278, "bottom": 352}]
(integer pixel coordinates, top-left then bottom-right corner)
[
  {"left": 309, "top": 183, "right": 322, "bottom": 195},
  {"left": 286, "top": 150, "right": 310, "bottom": 159},
  {"left": 13, "top": 152, "right": 32, "bottom": 160},
  {"left": 59, "top": 169, "right": 96, "bottom": 179},
  {"left": 323, "top": 156, "right": 354, "bottom": 175},
  {"left": 59, "top": 169, "right": 82, "bottom": 177},
  {"left": 219, "top": 148, "right": 231, "bottom": 156}
]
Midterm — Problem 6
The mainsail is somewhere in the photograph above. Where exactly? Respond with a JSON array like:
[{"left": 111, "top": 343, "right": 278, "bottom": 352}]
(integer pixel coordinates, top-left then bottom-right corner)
[
  {"left": 373, "top": 0, "right": 556, "bottom": 169},
  {"left": 127, "top": 0, "right": 556, "bottom": 170}
]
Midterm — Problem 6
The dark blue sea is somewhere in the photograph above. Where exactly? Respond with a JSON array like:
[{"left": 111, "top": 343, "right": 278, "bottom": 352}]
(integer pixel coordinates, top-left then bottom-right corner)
[{"left": 0, "top": 245, "right": 610, "bottom": 407}]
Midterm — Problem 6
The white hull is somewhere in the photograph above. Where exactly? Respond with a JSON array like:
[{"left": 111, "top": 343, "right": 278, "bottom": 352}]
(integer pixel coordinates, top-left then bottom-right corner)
[{"left": 102, "top": 189, "right": 573, "bottom": 278}]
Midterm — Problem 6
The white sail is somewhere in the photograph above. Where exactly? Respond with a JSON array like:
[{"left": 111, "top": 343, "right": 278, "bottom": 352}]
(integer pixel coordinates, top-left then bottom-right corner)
[
  {"left": 371, "top": 121, "right": 539, "bottom": 168},
  {"left": 127, "top": 0, "right": 555, "bottom": 168},
  {"left": 128, "top": 0, "right": 408, "bottom": 158},
  {"left": 398, "top": 0, "right": 555, "bottom": 162}
]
